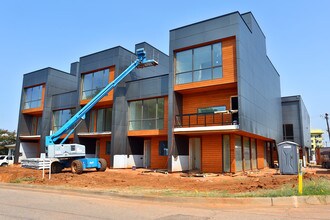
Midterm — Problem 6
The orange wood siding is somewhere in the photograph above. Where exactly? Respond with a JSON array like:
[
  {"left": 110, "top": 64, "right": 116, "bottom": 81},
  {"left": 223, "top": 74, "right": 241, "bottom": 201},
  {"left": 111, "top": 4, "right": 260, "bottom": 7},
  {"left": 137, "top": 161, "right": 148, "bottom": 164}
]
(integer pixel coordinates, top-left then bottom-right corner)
[
  {"left": 128, "top": 130, "right": 167, "bottom": 136},
  {"left": 174, "top": 37, "right": 237, "bottom": 92},
  {"left": 257, "top": 140, "right": 265, "bottom": 169},
  {"left": 99, "top": 137, "right": 111, "bottom": 168},
  {"left": 150, "top": 136, "right": 168, "bottom": 169},
  {"left": 181, "top": 88, "right": 237, "bottom": 126},
  {"left": 80, "top": 66, "right": 115, "bottom": 107},
  {"left": 222, "top": 37, "right": 237, "bottom": 83},
  {"left": 201, "top": 135, "right": 222, "bottom": 173},
  {"left": 128, "top": 96, "right": 168, "bottom": 137},
  {"left": 59, "top": 134, "right": 74, "bottom": 140},
  {"left": 182, "top": 88, "right": 237, "bottom": 114},
  {"left": 22, "top": 84, "right": 45, "bottom": 115}
]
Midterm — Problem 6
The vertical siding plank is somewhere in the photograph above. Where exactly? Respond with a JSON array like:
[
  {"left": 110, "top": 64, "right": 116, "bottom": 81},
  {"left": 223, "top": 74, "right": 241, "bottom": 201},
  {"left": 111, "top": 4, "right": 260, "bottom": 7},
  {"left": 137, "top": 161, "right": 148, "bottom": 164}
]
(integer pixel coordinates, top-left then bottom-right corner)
[{"left": 201, "top": 135, "right": 222, "bottom": 173}]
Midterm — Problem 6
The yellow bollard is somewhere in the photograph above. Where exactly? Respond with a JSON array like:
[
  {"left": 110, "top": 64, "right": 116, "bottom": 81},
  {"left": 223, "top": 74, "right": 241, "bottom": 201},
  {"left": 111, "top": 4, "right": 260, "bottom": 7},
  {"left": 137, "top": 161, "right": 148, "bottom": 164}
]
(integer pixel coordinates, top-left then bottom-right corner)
[{"left": 298, "top": 159, "right": 303, "bottom": 195}]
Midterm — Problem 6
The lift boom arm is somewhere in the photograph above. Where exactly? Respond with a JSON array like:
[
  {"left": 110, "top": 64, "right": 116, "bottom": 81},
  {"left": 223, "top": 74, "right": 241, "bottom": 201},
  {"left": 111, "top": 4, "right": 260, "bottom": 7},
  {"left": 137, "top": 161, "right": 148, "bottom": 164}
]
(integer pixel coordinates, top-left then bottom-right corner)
[{"left": 45, "top": 48, "right": 158, "bottom": 147}]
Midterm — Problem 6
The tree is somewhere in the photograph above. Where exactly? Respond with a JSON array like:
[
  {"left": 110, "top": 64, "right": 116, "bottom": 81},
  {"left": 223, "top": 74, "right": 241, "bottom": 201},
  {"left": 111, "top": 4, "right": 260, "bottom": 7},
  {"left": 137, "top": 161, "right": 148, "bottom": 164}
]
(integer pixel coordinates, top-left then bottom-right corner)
[{"left": 0, "top": 129, "right": 16, "bottom": 146}]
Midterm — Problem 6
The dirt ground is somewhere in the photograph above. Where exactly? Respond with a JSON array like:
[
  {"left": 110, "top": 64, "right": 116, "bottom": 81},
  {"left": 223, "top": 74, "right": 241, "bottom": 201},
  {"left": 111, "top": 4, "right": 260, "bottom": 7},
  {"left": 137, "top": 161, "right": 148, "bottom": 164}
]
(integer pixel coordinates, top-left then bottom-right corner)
[{"left": 0, "top": 165, "right": 329, "bottom": 194}]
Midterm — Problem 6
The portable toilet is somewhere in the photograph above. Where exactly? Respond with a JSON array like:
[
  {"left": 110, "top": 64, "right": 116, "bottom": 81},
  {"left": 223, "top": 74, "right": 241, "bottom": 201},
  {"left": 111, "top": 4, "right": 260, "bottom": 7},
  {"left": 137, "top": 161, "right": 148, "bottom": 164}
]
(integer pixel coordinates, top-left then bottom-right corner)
[{"left": 277, "top": 141, "right": 299, "bottom": 174}]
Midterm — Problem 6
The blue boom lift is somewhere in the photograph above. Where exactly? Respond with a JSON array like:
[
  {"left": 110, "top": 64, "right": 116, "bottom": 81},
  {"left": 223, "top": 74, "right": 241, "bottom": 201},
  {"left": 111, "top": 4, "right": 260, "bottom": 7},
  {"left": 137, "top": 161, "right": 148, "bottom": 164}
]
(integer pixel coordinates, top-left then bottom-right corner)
[{"left": 45, "top": 48, "right": 158, "bottom": 174}]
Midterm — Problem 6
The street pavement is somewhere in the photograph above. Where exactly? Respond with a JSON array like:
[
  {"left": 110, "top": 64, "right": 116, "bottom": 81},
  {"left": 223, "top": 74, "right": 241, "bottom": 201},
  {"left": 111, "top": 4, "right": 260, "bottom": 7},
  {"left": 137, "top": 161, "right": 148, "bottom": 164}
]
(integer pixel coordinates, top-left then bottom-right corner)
[{"left": 0, "top": 184, "right": 329, "bottom": 219}]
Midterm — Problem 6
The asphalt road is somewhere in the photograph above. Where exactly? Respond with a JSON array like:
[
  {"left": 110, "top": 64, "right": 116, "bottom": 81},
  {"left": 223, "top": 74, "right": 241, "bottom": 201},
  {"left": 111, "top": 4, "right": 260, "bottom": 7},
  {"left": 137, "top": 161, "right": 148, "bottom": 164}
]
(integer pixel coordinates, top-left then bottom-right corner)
[{"left": 0, "top": 185, "right": 329, "bottom": 220}]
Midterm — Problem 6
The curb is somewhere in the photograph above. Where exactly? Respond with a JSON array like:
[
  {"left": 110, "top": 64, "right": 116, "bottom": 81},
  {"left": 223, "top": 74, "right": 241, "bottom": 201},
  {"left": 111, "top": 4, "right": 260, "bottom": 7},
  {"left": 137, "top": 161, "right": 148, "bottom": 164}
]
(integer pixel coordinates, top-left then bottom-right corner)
[{"left": 2, "top": 183, "right": 330, "bottom": 207}]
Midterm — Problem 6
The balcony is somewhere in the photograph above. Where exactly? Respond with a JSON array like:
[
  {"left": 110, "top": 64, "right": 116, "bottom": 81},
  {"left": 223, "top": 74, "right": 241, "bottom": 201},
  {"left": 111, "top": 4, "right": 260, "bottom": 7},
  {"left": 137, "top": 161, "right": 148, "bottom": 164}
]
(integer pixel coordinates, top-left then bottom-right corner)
[{"left": 174, "top": 110, "right": 239, "bottom": 133}]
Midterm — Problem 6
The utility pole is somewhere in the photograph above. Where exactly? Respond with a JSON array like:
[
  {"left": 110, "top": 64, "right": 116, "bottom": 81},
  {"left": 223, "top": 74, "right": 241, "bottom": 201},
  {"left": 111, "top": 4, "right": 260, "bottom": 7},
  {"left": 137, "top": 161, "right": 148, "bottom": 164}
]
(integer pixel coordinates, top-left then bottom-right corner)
[{"left": 325, "top": 113, "right": 330, "bottom": 144}]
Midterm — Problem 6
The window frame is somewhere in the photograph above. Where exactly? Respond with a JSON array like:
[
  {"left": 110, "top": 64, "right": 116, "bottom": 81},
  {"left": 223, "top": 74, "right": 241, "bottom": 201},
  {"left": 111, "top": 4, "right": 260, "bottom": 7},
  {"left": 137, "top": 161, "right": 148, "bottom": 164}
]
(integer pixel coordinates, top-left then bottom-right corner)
[
  {"left": 89, "top": 107, "right": 112, "bottom": 133},
  {"left": 81, "top": 69, "right": 110, "bottom": 100},
  {"left": 52, "top": 108, "right": 75, "bottom": 132},
  {"left": 23, "top": 85, "right": 43, "bottom": 110},
  {"left": 128, "top": 97, "right": 165, "bottom": 131},
  {"left": 283, "top": 124, "right": 294, "bottom": 141},
  {"left": 175, "top": 42, "right": 223, "bottom": 85}
]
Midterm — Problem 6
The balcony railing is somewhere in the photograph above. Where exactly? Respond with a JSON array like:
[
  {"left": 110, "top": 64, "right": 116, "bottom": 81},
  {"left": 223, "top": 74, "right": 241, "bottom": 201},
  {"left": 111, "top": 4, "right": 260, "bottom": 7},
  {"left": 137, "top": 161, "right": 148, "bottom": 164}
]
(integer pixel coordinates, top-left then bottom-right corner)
[{"left": 175, "top": 110, "right": 238, "bottom": 128}]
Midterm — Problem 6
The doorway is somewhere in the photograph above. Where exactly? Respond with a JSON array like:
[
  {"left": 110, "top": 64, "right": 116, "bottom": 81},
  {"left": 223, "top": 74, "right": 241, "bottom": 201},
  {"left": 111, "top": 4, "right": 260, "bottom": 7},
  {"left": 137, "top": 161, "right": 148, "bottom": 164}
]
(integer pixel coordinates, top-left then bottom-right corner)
[
  {"left": 231, "top": 96, "right": 238, "bottom": 124},
  {"left": 189, "top": 138, "right": 201, "bottom": 171},
  {"left": 143, "top": 139, "right": 151, "bottom": 168}
]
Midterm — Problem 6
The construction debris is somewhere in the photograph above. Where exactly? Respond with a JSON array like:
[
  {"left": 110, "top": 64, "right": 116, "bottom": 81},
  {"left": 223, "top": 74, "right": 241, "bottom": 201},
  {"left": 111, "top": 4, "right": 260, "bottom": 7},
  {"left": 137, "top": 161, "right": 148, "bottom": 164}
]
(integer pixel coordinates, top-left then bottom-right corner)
[
  {"left": 180, "top": 173, "right": 219, "bottom": 178},
  {"left": 141, "top": 169, "right": 168, "bottom": 174}
]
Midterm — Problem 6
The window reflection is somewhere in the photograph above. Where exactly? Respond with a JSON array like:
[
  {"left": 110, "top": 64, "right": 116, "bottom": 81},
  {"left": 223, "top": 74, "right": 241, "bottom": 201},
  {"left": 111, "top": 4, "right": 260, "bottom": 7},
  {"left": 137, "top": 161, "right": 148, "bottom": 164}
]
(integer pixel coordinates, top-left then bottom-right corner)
[
  {"left": 53, "top": 109, "right": 75, "bottom": 132},
  {"left": 175, "top": 42, "right": 223, "bottom": 84},
  {"left": 88, "top": 108, "right": 112, "bottom": 132},
  {"left": 23, "top": 85, "right": 43, "bottom": 109},
  {"left": 81, "top": 69, "right": 109, "bottom": 100},
  {"left": 176, "top": 50, "right": 192, "bottom": 73},
  {"left": 129, "top": 98, "right": 164, "bottom": 130}
]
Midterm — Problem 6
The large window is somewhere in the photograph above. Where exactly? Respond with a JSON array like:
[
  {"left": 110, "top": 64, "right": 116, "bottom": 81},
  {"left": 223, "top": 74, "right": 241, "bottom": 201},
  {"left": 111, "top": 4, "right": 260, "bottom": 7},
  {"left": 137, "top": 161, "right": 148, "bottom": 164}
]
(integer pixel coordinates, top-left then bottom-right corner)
[
  {"left": 53, "top": 109, "right": 75, "bottom": 132},
  {"left": 175, "top": 42, "right": 222, "bottom": 84},
  {"left": 283, "top": 124, "right": 294, "bottom": 141},
  {"left": 89, "top": 108, "right": 112, "bottom": 132},
  {"left": 81, "top": 69, "right": 109, "bottom": 100},
  {"left": 24, "top": 85, "right": 43, "bottom": 109},
  {"left": 129, "top": 98, "right": 164, "bottom": 130}
]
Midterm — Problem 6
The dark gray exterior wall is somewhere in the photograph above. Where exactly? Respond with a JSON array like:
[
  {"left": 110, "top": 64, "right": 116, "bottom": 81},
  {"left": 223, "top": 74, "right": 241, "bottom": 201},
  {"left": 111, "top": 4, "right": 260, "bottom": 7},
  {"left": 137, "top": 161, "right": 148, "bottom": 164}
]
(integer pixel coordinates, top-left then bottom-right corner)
[
  {"left": 126, "top": 74, "right": 168, "bottom": 101},
  {"left": 70, "top": 62, "right": 79, "bottom": 76},
  {"left": 168, "top": 11, "right": 283, "bottom": 162},
  {"left": 15, "top": 68, "right": 78, "bottom": 161},
  {"left": 282, "top": 95, "right": 311, "bottom": 148},
  {"left": 237, "top": 12, "right": 282, "bottom": 142},
  {"left": 52, "top": 90, "right": 78, "bottom": 110}
]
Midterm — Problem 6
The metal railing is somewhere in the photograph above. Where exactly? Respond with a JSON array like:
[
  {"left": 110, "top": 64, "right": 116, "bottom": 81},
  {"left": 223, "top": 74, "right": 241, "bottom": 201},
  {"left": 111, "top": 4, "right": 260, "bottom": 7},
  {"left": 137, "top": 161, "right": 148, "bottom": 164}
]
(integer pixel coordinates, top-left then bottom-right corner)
[{"left": 175, "top": 110, "right": 238, "bottom": 128}]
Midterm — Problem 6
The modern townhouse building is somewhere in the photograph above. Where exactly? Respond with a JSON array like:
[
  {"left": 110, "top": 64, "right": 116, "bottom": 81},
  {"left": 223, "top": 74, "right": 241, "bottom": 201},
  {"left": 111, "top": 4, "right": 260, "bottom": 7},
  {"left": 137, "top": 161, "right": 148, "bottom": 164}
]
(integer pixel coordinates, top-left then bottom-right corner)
[
  {"left": 16, "top": 11, "right": 310, "bottom": 174},
  {"left": 74, "top": 42, "right": 169, "bottom": 168},
  {"left": 15, "top": 67, "right": 78, "bottom": 162},
  {"left": 281, "top": 95, "right": 311, "bottom": 165},
  {"left": 168, "top": 12, "right": 282, "bottom": 173}
]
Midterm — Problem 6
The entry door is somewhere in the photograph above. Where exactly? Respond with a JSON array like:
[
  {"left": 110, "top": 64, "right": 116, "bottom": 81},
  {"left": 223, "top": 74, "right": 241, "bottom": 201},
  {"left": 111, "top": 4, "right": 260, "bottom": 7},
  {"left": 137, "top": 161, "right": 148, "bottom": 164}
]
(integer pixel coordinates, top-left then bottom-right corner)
[
  {"left": 189, "top": 138, "right": 201, "bottom": 170},
  {"left": 144, "top": 140, "right": 151, "bottom": 168}
]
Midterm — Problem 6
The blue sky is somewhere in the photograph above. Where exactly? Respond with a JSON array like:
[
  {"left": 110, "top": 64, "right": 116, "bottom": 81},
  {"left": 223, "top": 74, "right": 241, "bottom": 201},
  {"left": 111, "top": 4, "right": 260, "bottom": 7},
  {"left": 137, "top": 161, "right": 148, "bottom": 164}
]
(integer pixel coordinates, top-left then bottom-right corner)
[{"left": 1, "top": 1, "right": 329, "bottom": 142}]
